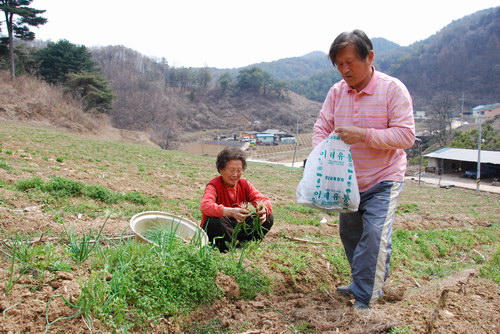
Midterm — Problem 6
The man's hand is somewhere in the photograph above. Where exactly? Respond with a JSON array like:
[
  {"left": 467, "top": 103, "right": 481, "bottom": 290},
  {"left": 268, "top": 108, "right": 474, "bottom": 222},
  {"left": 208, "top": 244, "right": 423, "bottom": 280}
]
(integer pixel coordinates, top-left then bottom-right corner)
[{"left": 335, "top": 126, "right": 366, "bottom": 145}]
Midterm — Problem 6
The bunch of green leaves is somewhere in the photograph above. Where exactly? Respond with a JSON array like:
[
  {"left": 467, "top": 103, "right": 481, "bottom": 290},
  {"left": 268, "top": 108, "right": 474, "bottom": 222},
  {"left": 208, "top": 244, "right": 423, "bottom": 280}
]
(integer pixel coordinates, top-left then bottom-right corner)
[
  {"left": 82, "top": 239, "right": 221, "bottom": 328},
  {"left": 0, "top": 235, "right": 71, "bottom": 293},
  {"left": 241, "top": 213, "right": 266, "bottom": 240},
  {"left": 0, "top": 158, "right": 12, "bottom": 171},
  {"left": 0, "top": 233, "right": 32, "bottom": 263},
  {"left": 65, "top": 218, "right": 108, "bottom": 264},
  {"left": 79, "top": 232, "right": 271, "bottom": 330},
  {"left": 220, "top": 243, "right": 271, "bottom": 300},
  {"left": 0, "top": 234, "right": 69, "bottom": 272}
]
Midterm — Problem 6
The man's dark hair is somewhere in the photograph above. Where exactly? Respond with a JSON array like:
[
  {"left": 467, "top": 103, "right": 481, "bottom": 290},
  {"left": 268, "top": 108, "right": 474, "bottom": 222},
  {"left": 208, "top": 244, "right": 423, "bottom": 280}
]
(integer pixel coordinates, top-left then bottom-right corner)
[
  {"left": 328, "top": 29, "right": 373, "bottom": 67},
  {"left": 216, "top": 147, "right": 247, "bottom": 172}
]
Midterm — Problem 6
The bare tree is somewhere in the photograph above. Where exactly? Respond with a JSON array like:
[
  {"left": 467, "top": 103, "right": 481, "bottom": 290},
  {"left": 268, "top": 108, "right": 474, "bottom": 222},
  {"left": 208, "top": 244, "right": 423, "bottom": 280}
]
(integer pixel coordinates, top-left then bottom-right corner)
[{"left": 426, "top": 92, "right": 456, "bottom": 146}]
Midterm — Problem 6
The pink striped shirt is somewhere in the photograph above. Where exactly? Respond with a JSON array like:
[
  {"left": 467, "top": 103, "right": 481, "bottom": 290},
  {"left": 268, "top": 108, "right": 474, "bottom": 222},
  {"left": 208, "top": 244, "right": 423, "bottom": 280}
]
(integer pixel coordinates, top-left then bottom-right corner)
[{"left": 312, "top": 69, "right": 415, "bottom": 192}]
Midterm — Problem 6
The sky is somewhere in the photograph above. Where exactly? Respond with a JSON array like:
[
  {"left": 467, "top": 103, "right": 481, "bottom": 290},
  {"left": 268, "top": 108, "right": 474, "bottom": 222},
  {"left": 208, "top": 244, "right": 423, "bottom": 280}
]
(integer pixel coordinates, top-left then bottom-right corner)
[{"left": 28, "top": 0, "right": 500, "bottom": 69}]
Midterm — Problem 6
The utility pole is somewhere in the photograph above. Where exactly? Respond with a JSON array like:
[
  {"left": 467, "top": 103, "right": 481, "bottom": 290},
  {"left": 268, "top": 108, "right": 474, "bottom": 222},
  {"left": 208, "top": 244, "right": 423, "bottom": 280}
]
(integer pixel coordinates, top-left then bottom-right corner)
[
  {"left": 291, "top": 118, "right": 299, "bottom": 167},
  {"left": 415, "top": 138, "right": 423, "bottom": 186},
  {"left": 460, "top": 92, "right": 465, "bottom": 126},
  {"left": 476, "top": 118, "right": 482, "bottom": 192}
]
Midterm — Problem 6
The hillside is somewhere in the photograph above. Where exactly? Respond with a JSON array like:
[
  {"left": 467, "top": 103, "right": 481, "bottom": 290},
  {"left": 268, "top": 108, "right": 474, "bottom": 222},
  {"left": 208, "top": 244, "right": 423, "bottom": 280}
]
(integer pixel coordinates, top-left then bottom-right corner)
[
  {"left": 0, "top": 71, "right": 102, "bottom": 134},
  {"left": 211, "top": 38, "right": 403, "bottom": 82},
  {"left": 0, "top": 121, "right": 498, "bottom": 333},
  {"left": 390, "top": 7, "right": 500, "bottom": 109},
  {"left": 210, "top": 51, "right": 332, "bottom": 81},
  {"left": 211, "top": 37, "right": 405, "bottom": 103},
  {"left": 0, "top": 71, "right": 158, "bottom": 147},
  {"left": 249, "top": 7, "right": 499, "bottom": 111},
  {"left": 90, "top": 46, "right": 321, "bottom": 148}
]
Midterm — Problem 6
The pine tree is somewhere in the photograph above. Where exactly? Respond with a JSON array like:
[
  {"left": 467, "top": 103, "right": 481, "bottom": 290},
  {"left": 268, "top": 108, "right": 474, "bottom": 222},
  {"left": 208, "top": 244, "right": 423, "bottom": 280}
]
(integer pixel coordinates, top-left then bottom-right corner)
[
  {"left": 65, "top": 71, "right": 115, "bottom": 113},
  {"left": 0, "top": 0, "right": 47, "bottom": 79},
  {"left": 37, "top": 39, "right": 97, "bottom": 84}
]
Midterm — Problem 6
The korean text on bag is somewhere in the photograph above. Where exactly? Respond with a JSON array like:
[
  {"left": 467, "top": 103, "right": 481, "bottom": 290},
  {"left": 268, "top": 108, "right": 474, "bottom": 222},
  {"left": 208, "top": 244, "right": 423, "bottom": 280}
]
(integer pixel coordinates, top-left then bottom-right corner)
[{"left": 296, "top": 133, "right": 360, "bottom": 212}]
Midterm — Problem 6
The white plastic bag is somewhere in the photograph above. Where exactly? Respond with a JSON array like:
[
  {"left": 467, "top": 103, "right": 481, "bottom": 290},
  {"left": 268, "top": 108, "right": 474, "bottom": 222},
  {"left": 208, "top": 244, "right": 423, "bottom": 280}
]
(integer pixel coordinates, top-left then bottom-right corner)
[{"left": 296, "top": 133, "right": 360, "bottom": 212}]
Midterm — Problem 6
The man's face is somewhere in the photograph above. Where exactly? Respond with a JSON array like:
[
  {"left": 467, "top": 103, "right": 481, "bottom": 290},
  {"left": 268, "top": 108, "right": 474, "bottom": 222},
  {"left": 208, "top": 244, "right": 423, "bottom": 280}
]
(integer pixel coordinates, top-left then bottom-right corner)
[{"left": 335, "top": 45, "right": 374, "bottom": 92}]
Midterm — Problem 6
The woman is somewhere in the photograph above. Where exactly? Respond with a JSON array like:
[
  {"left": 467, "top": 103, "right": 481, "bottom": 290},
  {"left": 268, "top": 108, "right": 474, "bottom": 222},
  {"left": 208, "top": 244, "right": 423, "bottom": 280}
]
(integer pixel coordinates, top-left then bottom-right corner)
[{"left": 200, "top": 147, "right": 274, "bottom": 252}]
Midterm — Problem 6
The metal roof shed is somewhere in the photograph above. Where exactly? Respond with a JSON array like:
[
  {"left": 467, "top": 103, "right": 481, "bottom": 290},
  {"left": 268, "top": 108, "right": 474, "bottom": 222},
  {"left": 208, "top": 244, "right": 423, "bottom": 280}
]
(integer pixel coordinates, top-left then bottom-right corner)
[
  {"left": 424, "top": 148, "right": 500, "bottom": 164},
  {"left": 424, "top": 148, "right": 500, "bottom": 175}
]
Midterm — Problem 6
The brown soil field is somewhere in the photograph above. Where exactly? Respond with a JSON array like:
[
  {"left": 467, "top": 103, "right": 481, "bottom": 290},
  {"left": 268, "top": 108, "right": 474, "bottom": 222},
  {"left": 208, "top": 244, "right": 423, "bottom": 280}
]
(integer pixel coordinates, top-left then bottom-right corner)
[{"left": 0, "top": 120, "right": 498, "bottom": 334}]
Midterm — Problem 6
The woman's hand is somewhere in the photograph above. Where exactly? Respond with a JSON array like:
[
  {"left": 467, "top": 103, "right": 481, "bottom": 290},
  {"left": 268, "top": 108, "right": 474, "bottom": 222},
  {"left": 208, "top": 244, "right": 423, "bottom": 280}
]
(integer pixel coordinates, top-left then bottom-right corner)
[
  {"left": 223, "top": 207, "right": 250, "bottom": 222},
  {"left": 256, "top": 206, "right": 267, "bottom": 224}
]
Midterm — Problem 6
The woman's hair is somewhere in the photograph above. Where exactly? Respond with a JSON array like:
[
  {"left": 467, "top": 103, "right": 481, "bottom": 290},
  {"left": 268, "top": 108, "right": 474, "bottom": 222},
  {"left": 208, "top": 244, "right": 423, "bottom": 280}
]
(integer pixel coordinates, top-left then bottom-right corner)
[
  {"left": 328, "top": 29, "right": 373, "bottom": 67},
  {"left": 216, "top": 147, "right": 247, "bottom": 172}
]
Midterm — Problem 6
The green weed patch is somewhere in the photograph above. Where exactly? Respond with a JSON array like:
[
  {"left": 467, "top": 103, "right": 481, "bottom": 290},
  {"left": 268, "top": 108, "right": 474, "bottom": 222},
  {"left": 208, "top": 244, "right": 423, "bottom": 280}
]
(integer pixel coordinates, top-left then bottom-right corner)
[
  {"left": 274, "top": 205, "right": 322, "bottom": 226},
  {"left": 0, "top": 230, "right": 271, "bottom": 331},
  {"left": 15, "top": 175, "right": 160, "bottom": 206},
  {"left": 479, "top": 247, "right": 500, "bottom": 283},
  {"left": 396, "top": 203, "right": 419, "bottom": 213},
  {"left": 77, "top": 237, "right": 271, "bottom": 330},
  {"left": 392, "top": 227, "right": 499, "bottom": 279},
  {"left": 0, "top": 159, "right": 12, "bottom": 171},
  {"left": 0, "top": 235, "right": 72, "bottom": 294},
  {"left": 87, "top": 240, "right": 220, "bottom": 328}
]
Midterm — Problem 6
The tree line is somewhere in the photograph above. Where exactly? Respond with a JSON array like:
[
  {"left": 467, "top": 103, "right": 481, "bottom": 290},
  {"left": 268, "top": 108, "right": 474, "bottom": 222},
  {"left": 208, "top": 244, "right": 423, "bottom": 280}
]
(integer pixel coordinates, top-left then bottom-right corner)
[
  {"left": 0, "top": 0, "right": 288, "bottom": 118},
  {"left": 89, "top": 44, "right": 302, "bottom": 149},
  {"left": 1, "top": 1, "right": 114, "bottom": 112}
]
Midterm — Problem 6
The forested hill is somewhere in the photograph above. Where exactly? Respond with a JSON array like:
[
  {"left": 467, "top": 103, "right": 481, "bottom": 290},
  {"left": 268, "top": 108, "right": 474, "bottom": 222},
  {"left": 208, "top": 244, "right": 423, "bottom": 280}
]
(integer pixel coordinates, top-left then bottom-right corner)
[
  {"left": 388, "top": 7, "right": 500, "bottom": 109},
  {"left": 255, "top": 7, "right": 499, "bottom": 110},
  {"left": 90, "top": 46, "right": 321, "bottom": 148},
  {"left": 210, "top": 38, "right": 403, "bottom": 82}
]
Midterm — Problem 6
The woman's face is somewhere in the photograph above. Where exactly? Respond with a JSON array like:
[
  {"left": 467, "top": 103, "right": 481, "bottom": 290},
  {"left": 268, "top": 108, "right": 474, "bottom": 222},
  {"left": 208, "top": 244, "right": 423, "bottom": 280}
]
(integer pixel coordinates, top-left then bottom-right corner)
[{"left": 220, "top": 159, "right": 243, "bottom": 188}]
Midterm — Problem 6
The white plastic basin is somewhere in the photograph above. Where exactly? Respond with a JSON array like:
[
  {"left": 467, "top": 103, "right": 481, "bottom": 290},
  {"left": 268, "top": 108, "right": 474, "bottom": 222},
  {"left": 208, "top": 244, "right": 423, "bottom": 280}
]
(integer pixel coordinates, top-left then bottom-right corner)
[{"left": 130, "top": 211, "right": 208, "bottom": 247}]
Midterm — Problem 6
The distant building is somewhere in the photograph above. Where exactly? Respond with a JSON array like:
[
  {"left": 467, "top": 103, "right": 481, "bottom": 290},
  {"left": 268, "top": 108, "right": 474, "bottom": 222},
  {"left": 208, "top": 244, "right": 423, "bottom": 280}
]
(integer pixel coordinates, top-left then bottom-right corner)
[
  {"left": 470, "top": 103, "right": 500, "bottom": 121},
  {"left": 262, "top": 129, "right": 289, "bottom": 143},
  {"left": 414, "top": 110, "right": 426, "bottom": 118},
  {"left": 240, "top": 130, "right": 259, "bottom": 140},
  {"left": 263, "top": 129, "right": 288, "bottom": 136},
  {"left": 281, "top": 136, "right": 297, "bottom": 144},
  {"left": 424, "top": 148, "right": 500, "bottom": 177},
  {"left": 256, "top": 133, "right": 276, "bottom": 146}
]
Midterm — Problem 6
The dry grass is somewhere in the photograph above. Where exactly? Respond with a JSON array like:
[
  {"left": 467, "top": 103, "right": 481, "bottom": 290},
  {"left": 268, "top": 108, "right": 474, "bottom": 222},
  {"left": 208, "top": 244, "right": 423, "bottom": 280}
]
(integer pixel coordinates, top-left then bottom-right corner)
[{"left": 0, "top": 71, "right": 106, "bottom": 134}]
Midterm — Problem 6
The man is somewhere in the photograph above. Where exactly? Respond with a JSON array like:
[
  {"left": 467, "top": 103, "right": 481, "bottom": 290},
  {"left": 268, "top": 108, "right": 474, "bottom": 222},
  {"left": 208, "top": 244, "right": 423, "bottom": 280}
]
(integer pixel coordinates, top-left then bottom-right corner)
[{"left": 313, "top": 30, "right": 415, "bottom": 309}]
